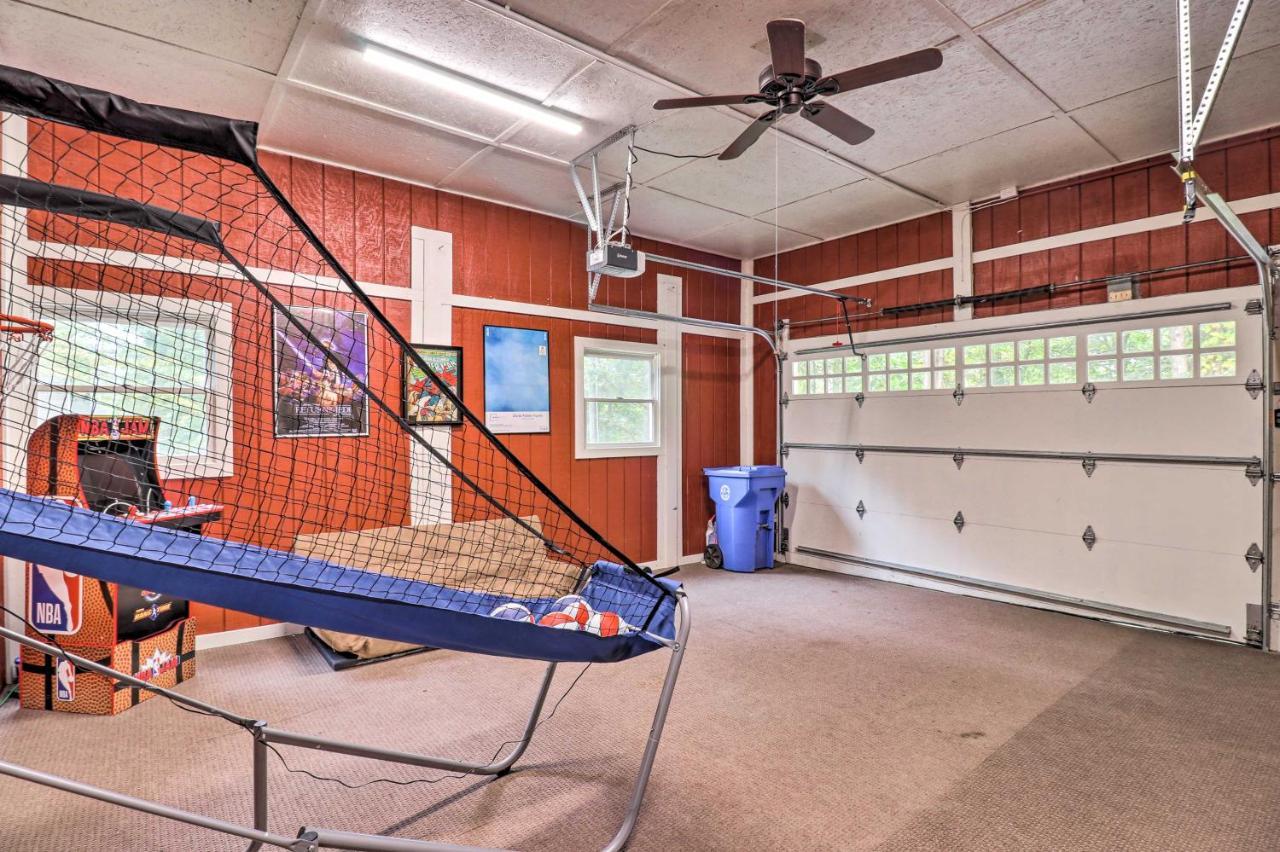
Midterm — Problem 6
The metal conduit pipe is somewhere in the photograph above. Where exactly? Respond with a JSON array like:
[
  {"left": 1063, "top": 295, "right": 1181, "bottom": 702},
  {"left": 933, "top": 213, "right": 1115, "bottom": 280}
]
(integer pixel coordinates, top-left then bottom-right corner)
[
  {"left": 644, "top": 252, "right": 871, "bottom": 304},
  {"left": 1192, "top": 177, "right": 1277, "bottom": 649},
  {"left": 791, "top": 301, "right": 1235, "bottom": 355},
  {"left": 784, "top": 441, "right": 1260, "bottom": 472}
]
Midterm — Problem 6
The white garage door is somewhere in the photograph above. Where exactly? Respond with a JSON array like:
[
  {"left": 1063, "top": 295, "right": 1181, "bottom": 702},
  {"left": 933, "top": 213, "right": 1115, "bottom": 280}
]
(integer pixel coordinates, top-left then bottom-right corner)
[{"left": 781, "top": 286, "right": 1268, "bottom": 644}]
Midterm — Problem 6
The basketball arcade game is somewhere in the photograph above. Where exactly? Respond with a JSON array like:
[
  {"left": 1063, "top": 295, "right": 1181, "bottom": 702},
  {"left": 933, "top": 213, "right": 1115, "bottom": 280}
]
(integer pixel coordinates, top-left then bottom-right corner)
[
  {"left": 19, "top": 414, "right": 222, "bottom": 714},
  {"left": 0, "top": 66, "right": 687, "bottom": 852}
]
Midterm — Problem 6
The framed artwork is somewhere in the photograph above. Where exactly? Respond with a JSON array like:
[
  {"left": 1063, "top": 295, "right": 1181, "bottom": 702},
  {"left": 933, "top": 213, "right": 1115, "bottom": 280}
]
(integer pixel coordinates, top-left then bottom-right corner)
[
  {"left": 483, "top": 325, "right": 550, "bottom": 434},
  {"left": 403, "top": 344, "right": 463, "bottom": 426},
  {"left": 272, "top": 306, "right": 370, "bottom": 438}
]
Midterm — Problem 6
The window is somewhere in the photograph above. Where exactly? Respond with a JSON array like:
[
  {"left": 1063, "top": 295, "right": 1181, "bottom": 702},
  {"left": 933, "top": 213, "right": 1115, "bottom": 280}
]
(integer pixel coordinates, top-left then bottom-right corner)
[
  {"left": 34, "top": 295, "right": 232, "bottom": 480},
  {"left": 575, "top": 337, "right": 660, "bottom": 458}
]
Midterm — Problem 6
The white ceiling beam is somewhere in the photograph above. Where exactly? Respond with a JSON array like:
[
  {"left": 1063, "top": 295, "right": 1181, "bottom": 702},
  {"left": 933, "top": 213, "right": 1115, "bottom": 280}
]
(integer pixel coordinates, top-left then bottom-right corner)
[
  {"left": 458, "top": 0, "right": 949, "bottom": 211},
  {"left": 919, "top": 0, "right": 1123, "bottom": 166}
]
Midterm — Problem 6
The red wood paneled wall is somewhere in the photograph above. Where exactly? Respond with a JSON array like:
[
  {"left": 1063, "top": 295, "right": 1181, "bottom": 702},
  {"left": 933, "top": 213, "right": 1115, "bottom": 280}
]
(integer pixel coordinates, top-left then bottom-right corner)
[
  {"left": 682, "top": 334, "right": 741, "bottom": 554},
  {"left": 6, "top": 123, "right": 742, "bottom": 631}
]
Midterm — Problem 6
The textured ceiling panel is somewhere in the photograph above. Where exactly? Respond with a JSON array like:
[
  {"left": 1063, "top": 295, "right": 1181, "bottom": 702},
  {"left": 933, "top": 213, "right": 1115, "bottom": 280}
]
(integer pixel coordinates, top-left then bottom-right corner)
[
  {"left": 262, "top": 87, "right": 487, "bottom": 186},
  {"left": 442, "top": 147, "right": 585, "bottom": 217},
  {"left": 593, "top": 109, "right": 753, "bottom": 185},
  {"left": 288, "top": 11, "right": 590, "bottom": 142},
  {"left": 782, "top": 39, "right": 1052, "bottom": 173},
  {"left": 885, "top": 116, "right": 1115, "bottom": 204},
  {"left": 767, "top": 180, "right": 941, "bottom": 241},
  {"left": 646, "top": 135, "right": 862, "bottom": 217},
  {"left": 0, "top": 2, "right": 274, "bottom": 120},
  {"left": 943, "top": 0, "right": 1043, "bottom": 29},
  {"left": 502, "top": 0, "right": 673, "bottom": 48},
  {"left": 502, "top": 61, "right": 680, "bottom": 163},
  {"left": 1070, "top": 44, "right": 1280, "bottom": 162},
  {"left": 982, "top": 0, "right": 1280, "bottom": 112},
  {"left": 693, "top": 217, "right": 816, "bottom": 259},
  {"left": 623, "top": 185, "right": 747, "bottom": 246},
  {"left": 23, "top": 0, "right": 306, "bottom": 73}
]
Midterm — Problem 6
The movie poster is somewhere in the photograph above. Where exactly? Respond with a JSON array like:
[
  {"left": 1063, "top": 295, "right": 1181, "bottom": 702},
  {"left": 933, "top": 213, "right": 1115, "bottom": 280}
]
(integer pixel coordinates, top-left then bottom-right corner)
[
  {"left": 273, "top": 306, "right": 369, "bottom": 438},
  {"left": 404, "top": 344, "right": 463, "bottom": 426},
  {"left": 483, "top": 325, "right": 550, "bottom": 434}
]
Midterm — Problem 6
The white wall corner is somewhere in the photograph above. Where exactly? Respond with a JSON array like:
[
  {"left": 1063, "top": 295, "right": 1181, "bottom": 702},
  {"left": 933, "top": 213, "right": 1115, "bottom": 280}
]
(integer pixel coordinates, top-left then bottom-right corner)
[
  {"left": 740, "top": 258, "right": 755, "bottom": 465},
  {"left": 951, "top": 202, "right": 973, "bottom": 322}
]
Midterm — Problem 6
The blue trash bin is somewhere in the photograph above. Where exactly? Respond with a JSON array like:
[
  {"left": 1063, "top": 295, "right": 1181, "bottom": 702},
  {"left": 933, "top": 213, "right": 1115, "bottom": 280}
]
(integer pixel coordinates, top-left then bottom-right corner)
[{"left": 704, "top": 465, "right": 787, "bottom": 572}]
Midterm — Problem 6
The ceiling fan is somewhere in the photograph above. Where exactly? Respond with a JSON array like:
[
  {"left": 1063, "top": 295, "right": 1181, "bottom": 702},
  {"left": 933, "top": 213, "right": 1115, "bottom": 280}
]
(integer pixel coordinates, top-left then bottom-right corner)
[{"left": 653, "top": 19, "right": 943, "bottom": 160}]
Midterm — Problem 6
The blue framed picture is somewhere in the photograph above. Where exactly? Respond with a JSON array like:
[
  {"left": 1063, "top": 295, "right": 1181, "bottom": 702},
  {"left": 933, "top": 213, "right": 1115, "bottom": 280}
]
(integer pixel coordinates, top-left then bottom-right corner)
[{"left": 483, "top": 325, "right": 550, "bottom": 434}]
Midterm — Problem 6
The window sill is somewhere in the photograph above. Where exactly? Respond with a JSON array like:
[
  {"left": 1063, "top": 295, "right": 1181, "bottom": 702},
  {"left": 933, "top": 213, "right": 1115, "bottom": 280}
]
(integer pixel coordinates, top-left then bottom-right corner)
[{"left": 575, "top": 444, "right": 661, "bottom": 460}]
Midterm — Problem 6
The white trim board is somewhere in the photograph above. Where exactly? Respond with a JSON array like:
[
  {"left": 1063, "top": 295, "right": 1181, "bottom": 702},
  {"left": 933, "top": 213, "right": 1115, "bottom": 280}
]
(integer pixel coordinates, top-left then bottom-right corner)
[
  {"left": 195, "top": 621, "right": 303, "bottom": 651},
  {"left": 450, "top": 293, "right": 751, "bottom": 342}
]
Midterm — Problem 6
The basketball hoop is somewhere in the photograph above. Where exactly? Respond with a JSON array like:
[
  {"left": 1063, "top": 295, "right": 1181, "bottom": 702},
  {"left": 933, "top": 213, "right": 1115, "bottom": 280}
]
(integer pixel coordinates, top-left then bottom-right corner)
[{"left": 0, "top": 313, "right": 53, "bottom": 396}]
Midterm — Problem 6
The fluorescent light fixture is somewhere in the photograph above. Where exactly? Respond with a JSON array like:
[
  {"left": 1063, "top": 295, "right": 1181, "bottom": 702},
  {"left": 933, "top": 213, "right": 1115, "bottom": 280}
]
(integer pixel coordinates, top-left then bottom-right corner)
[{"left": 362, "top": 42, "right": 583, "bottom": 135}]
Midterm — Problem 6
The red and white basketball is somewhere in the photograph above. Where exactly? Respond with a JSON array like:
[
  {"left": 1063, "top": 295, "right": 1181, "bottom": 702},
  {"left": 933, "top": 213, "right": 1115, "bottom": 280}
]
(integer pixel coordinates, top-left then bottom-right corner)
[
  {"left": 538, "top": 611, "right": 581, "bottom": 630},
  {"left": 553, "top": 594, "right": 593, "bottom": 627},
  {"left": 586, "top": 611, "right": 623, "bottom": 637}
]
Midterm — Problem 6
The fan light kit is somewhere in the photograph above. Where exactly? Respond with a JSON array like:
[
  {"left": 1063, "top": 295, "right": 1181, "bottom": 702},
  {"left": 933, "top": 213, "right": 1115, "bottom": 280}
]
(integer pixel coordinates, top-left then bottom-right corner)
[
  {"left": 362, "top": 42, "right": 583, "bottom": 135},
  {"left": 653, "top": 19, "right": 943, "bottom": 159}
]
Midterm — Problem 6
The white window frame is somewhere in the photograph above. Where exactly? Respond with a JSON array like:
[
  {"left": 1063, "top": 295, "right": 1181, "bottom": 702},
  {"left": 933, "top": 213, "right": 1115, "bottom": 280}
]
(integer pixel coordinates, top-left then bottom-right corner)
[
  {"left": 574, "top": 336, "right": 661, "bottom": 459},
  {"left": 22, "top": 285, "right": 234, "bottom": 480}
]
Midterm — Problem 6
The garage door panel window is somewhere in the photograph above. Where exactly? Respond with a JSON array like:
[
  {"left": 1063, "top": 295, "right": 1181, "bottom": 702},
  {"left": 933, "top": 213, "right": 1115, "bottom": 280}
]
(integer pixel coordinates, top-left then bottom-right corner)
[{"left": 787, "top": 314, "right": 1241, "bottom": 399}]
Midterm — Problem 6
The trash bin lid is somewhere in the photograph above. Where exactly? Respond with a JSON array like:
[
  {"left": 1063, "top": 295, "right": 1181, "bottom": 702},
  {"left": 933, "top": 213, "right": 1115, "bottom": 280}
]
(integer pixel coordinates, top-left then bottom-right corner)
[{"left": 703, "top": 465, "right": 786, "bottom": 478}]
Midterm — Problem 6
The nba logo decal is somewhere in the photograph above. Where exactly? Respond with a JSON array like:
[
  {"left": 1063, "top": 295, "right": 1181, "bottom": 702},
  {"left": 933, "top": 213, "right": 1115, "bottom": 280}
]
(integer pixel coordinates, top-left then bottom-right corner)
[
  {"left": 27, "top": 565, "right": 83, "bottom": 635},
  {"left": 56, "top": 658, "right": 76, "bottom": 702}
]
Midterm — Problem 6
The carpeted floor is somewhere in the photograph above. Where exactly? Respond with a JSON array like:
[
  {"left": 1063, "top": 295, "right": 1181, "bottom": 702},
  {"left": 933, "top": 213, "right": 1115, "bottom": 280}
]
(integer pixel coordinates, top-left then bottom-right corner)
[{"left": 3, "top": 562, "right": 1280, "bottom": 851}]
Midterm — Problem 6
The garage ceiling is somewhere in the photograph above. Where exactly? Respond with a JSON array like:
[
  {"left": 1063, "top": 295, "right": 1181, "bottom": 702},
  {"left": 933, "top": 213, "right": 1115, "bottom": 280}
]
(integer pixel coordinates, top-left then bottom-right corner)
[{"left": 3, "top": 0, "right": 1280, "bottom": 259}]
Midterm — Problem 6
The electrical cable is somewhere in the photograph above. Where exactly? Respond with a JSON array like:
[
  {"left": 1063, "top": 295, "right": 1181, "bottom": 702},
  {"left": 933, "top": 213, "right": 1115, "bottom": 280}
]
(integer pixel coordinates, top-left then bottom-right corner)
[{"left": 631, "top": 145, "right": 717, "bottom": 160}]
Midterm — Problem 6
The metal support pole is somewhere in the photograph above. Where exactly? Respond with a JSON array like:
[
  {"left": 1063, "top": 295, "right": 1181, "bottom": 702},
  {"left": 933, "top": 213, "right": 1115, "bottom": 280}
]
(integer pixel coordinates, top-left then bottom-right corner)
[
  {"left": 0, "top": 760, "right": 313, "bottom": 852},
  {"left": 246, "top": 725, "right": 270, "bottom": 852},
  {"left": 262, "top": 662, "right": 558, "bottom": 775},
  {"left": 300, "top": 595, "right": 690, "bottom": 852},
  {"left": 0, "top": 624, "right": 255, "bottom": 726}
]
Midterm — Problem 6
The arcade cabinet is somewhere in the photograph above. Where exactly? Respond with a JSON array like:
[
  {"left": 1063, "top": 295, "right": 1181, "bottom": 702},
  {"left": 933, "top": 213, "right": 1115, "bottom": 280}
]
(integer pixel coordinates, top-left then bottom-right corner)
[{"left": 19, "top": 415, "right": 222, "bottom": 714}]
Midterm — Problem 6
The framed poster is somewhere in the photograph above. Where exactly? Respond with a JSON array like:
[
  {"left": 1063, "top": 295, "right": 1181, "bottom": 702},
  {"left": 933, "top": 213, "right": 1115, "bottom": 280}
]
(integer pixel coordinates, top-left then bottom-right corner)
[
  {"left": 403, "top": 344, "right": 463, "bottom": 426},
  {"left": 483, "top": 325, "right": 550, "bottom": 434},
  {"left": 273, "top": 306, "right": 370, "bottom": 438}
]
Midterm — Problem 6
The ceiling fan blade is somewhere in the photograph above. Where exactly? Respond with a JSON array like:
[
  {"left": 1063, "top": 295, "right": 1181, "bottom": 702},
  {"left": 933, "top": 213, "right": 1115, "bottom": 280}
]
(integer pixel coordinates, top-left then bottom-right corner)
[
  {"left": 766, "top": 18, "right": 807, "bottom": 81},
  {"left": 816, "top": 47, "right": 944, "bottom": 95},
  {"left": 653, "top": 94, "right": 765, "bottom": 110},
  {"left": 719, "top": 110, "right": 779, "bottom": 160},
  {"left": 802, "top": 102, "right": 875, "bottom": 146}
]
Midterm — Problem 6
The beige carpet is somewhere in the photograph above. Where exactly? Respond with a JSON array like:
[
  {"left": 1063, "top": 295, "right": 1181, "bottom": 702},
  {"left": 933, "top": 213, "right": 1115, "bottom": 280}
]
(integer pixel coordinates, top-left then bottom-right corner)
[{"left": 2, "top": 563, "right": 1280, "bottom": 851}]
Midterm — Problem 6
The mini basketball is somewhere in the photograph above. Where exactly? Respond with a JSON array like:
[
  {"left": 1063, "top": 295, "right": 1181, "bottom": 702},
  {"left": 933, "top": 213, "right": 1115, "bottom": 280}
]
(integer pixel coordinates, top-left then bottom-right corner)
[{"left": 489, "top": 603, "right": 534, "bottom": 623}]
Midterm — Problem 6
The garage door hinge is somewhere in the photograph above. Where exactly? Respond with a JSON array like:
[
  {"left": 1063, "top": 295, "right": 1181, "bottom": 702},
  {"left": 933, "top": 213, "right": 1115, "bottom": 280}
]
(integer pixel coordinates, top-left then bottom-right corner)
[
  {"left": 1245, "top": 370, "right": 1263, "bottom": 399},
  {"left": 952, "top": 451, "right": 964, "bottom": 469},
  {"left": 855, "top": 448, "right": 865, "bottom": 464},
  {"left": 1082, "top": 457, "right": 1097, "bottom": 477},
  {"left": 952, "top": 386, "right": 964, "bottom": 406},
  {"left": 1082, "top": 525, "right": 1097, "bottom": 551},
  {"left": 1081, "top": 383, "right": 1098, "bottom": 403},
  {"left": 1245, "top": 459, "right": 1264, "bottom": 485},
  {"left": 1246, "top": 604, "right": 1264, "bottom": 645},
  {"left": 855, "top": 392, "right": 865, "bottom": 408},
  {"left": 1245, "top": 543, "right": 1264, "bottom": 572},
  {"left": 1245, "top": 298, "right": 1263, "bottom": 315},
  {"left": 780, "top": 444, "right": 790, "bottom": 457},
  {"left": 781, "top": 392, "right": 790, "bottom": 407},
  {"left": 953, "top": 511, "right": 965, "bottom": 533},
  {"left": 856, "top": 500, "right": 866, "bottom": 519}
]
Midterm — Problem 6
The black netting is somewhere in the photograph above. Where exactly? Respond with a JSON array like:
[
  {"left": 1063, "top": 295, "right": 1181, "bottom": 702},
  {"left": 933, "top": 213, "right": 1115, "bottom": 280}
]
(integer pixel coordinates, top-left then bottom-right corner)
[{"left": 0, "top": 69, "right": 670, "bottom": 644}]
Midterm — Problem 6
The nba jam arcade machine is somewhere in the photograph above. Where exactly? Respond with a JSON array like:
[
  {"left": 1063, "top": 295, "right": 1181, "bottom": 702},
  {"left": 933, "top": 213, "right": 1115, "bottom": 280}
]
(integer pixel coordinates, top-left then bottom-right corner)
[{"left": 20, "top": 415, "right": 222, "bottom": 714}]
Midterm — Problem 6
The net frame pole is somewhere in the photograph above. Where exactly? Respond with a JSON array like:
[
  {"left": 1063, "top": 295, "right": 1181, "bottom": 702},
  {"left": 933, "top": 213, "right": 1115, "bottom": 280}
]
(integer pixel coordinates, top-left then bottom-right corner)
[
  {"left": 244, "top": 163, "right": 668, "bottom": 598},
  {"left": 0, "top": 594, "right": 688, "bottom": 852}
]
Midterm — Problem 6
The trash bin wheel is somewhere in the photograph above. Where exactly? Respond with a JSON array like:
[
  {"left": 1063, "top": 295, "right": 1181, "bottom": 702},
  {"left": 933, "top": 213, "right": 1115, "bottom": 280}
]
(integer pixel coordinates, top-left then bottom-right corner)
[{"left": 704, "top": 544, "right": 724, "bottom": 570}]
